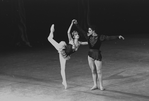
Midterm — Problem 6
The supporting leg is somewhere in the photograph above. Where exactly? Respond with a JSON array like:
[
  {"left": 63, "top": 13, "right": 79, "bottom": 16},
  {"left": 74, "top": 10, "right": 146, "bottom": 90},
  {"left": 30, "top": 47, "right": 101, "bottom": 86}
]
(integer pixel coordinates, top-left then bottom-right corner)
[
  {"left": 59, "top": 54, "right": 67, "bottom": 89},
  {"left": 95, "top": 60, "right": 104, "bottom": 90},
  {"left": 88, "top": 56, "right": 98, "bottom": 90}
]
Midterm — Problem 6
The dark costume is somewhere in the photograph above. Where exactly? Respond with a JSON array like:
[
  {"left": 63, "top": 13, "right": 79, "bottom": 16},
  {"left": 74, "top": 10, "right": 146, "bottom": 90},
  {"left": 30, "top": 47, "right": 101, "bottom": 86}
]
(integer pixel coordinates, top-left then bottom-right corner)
[
  {"left": 60, "top": 44, "right": 76, "bottom": 60},
  {"left": 76, "top": 24, "right": 119, "bottom": 60}
]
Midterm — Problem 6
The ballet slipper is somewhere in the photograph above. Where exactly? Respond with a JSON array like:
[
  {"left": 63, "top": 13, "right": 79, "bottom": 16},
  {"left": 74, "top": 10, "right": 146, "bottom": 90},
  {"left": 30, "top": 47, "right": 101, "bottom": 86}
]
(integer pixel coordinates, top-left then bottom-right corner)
[
  {"left": 90, "top": 85, "right": 98, "bottom": 90},
  {"left": 99, "top": 86, "right": 105, "bottom": 91},
  {"left": 62, "top": 81, "right": 67, "bottom": 89}
]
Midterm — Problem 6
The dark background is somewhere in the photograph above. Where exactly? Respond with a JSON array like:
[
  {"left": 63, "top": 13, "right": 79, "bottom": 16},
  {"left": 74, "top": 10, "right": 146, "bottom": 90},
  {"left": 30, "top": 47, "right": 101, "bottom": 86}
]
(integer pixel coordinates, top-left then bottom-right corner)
[{"left": 1, "top": 0, "right": 149, "bottom": 48}]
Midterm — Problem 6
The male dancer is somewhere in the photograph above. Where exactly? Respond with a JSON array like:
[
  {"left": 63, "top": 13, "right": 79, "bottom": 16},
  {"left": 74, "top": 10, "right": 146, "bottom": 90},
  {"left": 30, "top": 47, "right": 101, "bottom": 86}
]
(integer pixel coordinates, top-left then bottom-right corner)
[{"left": 76, "top": 24, "right": 124, "bottom": 90}]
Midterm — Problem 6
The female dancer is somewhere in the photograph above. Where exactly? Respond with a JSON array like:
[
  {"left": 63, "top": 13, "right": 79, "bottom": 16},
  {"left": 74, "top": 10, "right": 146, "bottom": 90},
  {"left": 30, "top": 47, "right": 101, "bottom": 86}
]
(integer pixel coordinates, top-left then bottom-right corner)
[{"left": 48, "top": 19, "right": 88, "bottom": 89}]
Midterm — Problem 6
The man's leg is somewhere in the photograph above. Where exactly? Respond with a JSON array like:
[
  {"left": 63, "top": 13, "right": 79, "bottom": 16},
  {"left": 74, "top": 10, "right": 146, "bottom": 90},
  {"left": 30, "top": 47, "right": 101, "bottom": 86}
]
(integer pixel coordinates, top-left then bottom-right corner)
[
  {"left": 95, "top": 60, "right": 104, "bottom": 90},
  {"left": 88, "top": 56, "right": 98, "bottom": 90}
]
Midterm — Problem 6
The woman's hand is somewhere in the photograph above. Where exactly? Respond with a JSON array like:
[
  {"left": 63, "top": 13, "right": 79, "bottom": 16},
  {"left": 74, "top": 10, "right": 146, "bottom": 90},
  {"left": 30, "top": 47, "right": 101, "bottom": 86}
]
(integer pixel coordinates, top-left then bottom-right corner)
[{"left": 72, "top": 19, "right": 77, "bottom": 24}]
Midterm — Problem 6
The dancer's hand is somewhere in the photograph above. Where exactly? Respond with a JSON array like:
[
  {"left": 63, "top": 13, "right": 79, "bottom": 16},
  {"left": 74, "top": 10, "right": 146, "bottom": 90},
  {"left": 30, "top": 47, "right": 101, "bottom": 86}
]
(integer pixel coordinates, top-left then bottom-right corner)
[
  {"left": 72, "top": 19, "right": 77, "bottom": 24},
  {"left": 119, "top": 35, "right": 125, "bottom": 40}
]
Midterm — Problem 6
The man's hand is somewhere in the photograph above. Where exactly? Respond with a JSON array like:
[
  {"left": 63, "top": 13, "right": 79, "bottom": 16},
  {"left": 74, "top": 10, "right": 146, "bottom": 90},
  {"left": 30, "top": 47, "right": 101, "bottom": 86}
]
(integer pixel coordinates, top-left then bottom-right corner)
[{"left": 119, "top": 35, "right": 125, "bottom": 40}]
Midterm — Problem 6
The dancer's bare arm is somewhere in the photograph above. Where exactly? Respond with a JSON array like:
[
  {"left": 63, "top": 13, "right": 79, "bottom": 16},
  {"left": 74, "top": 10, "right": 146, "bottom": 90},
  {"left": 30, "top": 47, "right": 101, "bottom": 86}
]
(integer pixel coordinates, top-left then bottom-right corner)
[
  {"left": 48, "top": 24, "right": 59, "bottom": 50},
  {"left": 79, "top": 41, "right": 88, "bottom": 45},
  {"left": 67, "top": 19, "right": 76, "bottom": 42}
]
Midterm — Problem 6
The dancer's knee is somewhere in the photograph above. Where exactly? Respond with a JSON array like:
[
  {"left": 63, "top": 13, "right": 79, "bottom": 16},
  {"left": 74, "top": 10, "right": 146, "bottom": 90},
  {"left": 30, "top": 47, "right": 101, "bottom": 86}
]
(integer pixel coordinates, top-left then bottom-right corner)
[
  {"left": 59, "top": 41, "right": 66, "bottom": 47},
  {"left": 91, "top": 68, "right": 97, "bottom": 74},
  {"left": 97, "top": 69, "right": 102, "bottom": 75}
]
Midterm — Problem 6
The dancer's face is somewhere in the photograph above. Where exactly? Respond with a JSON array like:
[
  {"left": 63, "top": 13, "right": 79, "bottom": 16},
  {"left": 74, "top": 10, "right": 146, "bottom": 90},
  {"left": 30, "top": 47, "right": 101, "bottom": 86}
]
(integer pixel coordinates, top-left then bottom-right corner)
[
  {"left": 88, "top": 28, "right": 97, "bottom": 36},
  {"left": 73, "top": 31, "right": 79, "bottom": 39},
  {"left": 88, "top": 28, "right": 94, "bottom": 35}
]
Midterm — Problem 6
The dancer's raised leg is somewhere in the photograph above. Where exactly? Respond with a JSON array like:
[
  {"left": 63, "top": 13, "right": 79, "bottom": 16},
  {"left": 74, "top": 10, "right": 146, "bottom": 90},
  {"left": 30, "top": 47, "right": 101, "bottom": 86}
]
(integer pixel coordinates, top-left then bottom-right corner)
[{"left": 48, "top": 24, "right": 59, "bottom": 51}]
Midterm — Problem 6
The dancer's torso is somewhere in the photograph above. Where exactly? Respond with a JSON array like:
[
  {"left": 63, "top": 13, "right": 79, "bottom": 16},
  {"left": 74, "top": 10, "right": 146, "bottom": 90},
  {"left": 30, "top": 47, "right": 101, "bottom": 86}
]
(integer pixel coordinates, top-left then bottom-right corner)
[
  {"left": 88, "top": 35, "right": 102, "bottom": 60},
  {"left": 65, "top": 44, "right": 76, "bottom": 56}
]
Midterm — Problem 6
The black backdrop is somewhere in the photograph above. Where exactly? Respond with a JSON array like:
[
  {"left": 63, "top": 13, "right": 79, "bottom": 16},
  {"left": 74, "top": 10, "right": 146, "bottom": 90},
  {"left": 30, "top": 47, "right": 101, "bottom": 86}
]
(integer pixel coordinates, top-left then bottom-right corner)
[{"left": 1, "top": 0, "right": 149, "bottom": 48}]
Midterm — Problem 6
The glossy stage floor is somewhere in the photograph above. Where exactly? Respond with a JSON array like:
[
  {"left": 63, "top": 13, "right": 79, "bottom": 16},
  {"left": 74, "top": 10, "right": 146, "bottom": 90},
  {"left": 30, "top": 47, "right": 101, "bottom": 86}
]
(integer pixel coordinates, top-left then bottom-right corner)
[{"left": 0, "top": 36, "right": 149, "bottom": 101}]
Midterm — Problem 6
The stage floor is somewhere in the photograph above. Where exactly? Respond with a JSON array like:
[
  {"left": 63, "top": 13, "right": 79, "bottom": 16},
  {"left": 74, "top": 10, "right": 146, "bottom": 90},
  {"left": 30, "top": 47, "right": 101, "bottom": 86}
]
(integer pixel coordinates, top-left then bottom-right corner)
[{"left": 0, "top": 37, "right": 149, "bottom": 101}]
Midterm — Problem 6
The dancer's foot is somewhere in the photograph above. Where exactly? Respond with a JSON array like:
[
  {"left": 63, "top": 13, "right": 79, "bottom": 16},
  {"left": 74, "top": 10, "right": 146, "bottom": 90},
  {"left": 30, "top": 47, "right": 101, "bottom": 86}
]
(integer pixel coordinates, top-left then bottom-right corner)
[
  {"left": 91, "top": 85, "right": 98, "bottom": 90},
  {"left": 62, "top": 81, "right": 67, "bottom": 89},
  {"left": 50, "top": 24, "right": 55, "bottom": 33},
  {"left": 48, "top": 24, "right": 55, "bottom": 39},
  {"left": 99, "top": 86, "right": 105, "bottom": 91}
]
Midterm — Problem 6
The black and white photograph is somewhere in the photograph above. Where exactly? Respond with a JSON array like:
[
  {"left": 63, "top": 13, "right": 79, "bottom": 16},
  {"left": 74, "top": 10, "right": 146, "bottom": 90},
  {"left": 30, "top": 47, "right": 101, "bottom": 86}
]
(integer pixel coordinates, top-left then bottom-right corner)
[{"left": 0, "top": 0, "right": 149, "bottom": 101}]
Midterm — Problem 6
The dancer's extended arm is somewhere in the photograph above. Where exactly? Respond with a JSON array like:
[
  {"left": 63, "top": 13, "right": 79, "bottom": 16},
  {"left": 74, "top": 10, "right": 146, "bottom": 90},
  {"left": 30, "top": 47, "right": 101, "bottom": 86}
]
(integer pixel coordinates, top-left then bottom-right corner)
[
  {"left": 67, "top": 19, "right": 76, "bottom": 42},
  {"left": 48, "top": 24, "right": 59, "bottom": 50},
  {"left": 80, "top": 42, "right": 88, "bottom": 45},
  {"left": 100, "top": 35, "right": 125, "bottom": 41}
]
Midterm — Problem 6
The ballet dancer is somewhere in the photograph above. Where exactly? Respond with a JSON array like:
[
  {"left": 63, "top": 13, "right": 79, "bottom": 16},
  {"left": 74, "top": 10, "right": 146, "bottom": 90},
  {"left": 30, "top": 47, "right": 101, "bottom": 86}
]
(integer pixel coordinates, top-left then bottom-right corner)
[
  {"left": 48, "top": 19, "right": 88, "bottom": 89},
  {"left": 76, "top": 23, "right": 125, "bottom": 90}
]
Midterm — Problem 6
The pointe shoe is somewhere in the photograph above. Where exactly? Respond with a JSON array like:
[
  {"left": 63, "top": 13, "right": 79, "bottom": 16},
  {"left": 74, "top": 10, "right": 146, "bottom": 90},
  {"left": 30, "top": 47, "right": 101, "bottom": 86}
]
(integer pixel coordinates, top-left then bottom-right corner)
[
  {"left": 62, "top": 82, "right": 67, "bottom": 89},
  {"left": 90, "top": 86, "right": 98, "bottom": 90},
  {"left": 99, "top": 86, "right": 105, "bottom": 91}
]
